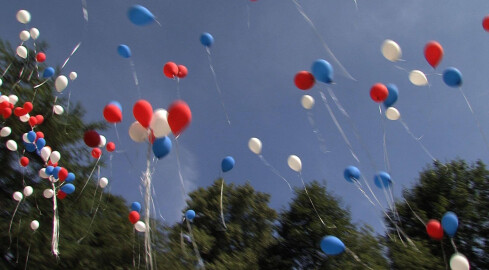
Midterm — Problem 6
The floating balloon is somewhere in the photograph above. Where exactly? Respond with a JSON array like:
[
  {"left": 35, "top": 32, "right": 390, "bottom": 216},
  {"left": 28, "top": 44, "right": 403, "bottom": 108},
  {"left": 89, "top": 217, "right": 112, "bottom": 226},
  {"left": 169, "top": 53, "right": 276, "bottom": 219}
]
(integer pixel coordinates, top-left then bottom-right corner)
[
  {"left": 163, "top": 62, "right": 178, "bottom": 79},
  {"left": 23, "top": 186, "right": 33, "bottom": 197},
  {"left": 43, "top": 67, "right": 55, "bottom": 78},
  {"left": 248, "top": 137, "right": 262, "bottom": 155},
  {"left": 150, "top": 109, "right": 171, "bottom": 138},
  {"left": 177, "top": 65, "right": 188, "bottom": 78},
  {"left": 41, "top": 147, "right": 52, "bottom": 163},
  {"left": 9, "top": 95, "right": 18, "bottom": 105},
  {"left": 344, "top": 166, "right": 360, "bottom": 182},
  {"left": 1, "top": 127, "right": 11, "bottom": 137},
  {"left": 129, "top": 211, "right": 140, "bottom": 224},
  {"left": 450, "top": 253, "right": 470, "bottom": 270},
  {"left": 409, "top": 70, "right": 428, "bottom": 86},
  {"left": 69, "top": 71, "right": 78, "bottom": 80},
  {"left": 294, "top": 71, "right": 315, "bottom": 90},
  {"left": 30, "top": 220, "right": 39, "bottom": 231},
  {"left": 301, "top": 95, "right": 315, "bottom": 110},
  {"left": 61, "top": 183, "right": 75, "bottom": 194},
  {"left": 442, "top": 212, "right": 459, "bottom": 237},
  {"left": 374, "top": 171, "right": 392, "bottom": 188},
  {"left": 99, "top": 177, "right": 108, "bottom": 188},
  {"left": 84, "top": 130, "right": 101, "bottom": 147},
  {"left": 424, "top": 41, "right": 444, "bottom": 68},
  {"left": 13, "top": 191, "right": 23, "bottom": 201},
  {"left": 52, "top": 166, "right": 62, "bottom": 179},
  {"left": 381, "top": 39, "right": 402, "bottom": 62},
  {"left": 131, "top": 202, "right": 141, "bottom": 213},
  {"left": 128, "top": 5, "right": 155, "bottom": 26},
  {"left": 443, "top": 67, "right": 462, "bottom": 88},
  {"left": 20, "top": 156, "right": 29, "bottom": 167},
  {"left": 20, "top": 114, "right": 30, "bottom": 122},
  {"left": 370, "top": 83, "right": 389, "bottom": 102},
  {"left": 129, "top": 121, "right": 148, "bottom": 142},
  {"left": 16, "top": 10, "right": 31, "bottom": 24},
  {"left": 91, "top": 148, "right": 102, "bottom": 159},
  {"left": 133, "top": 100, "right": 153, "bottom": 128},
  {"left": 58, "top": 168, "right": 68, "bottom": 182},
  {"left": 383, "top": 84, "right": 398, "bottom": 108},
  {"left": 29, "top": 28, "right": 39, "bottom": 40},
  {"left": 385, "top": 107, "right": 400, "bottom": 120},
  {"left": 167, "top": 100, "right": 192, "bottom": 136},
  {"left": 65, "top": 173, "right": 75, "bottom": 183},
  {"left": 19, "top": 30, "right": 30, "bottom": 41},
  {"left": 426, "top": 219, "right": 444, "bottom": 240},
  {"left": 39, "top": 169, "right": 48, "bottom": 179},
  {"left": 117, "top": 44, "right": 131, "bottom": 58},
  {"left": 16, "top": 46, "right": 27, "bottom": 59},
  {"left": 221, "top": 156, "right": 235, "bottom": 172},
  {"left": 36, "top": 52, "right": 46, "bottom": 62},
  {"left": 43, "top": 189, "right": 54, "bottom": 198},
  {"left": 55, "top": 75, "right": 68, "bottom": 92},
  {"left": 6, "top": 140, "right": 17, "bottom": 151},
  {"left": 135, "top": 221, "right": 146, "bottom": 232},
  {"left": 311, "top": 59, "right": 333, "bottom": 84},
  {"left": 57, "top": 190, "right": 67, "bottom": 200},
  {"left": 287, "top": 155, "right": 302, "bottom": 172},
  {"left": 36, "top": 138, "right": 46, "bottom": 149},
  {"left": 320, "top": 235, "right": 345, "bottom": 255},
  {"left": 99, "top": 135, "right": 106, "bottom": 147},
  {"left": 103, "top": 103, "right": 123, "bottom": 123},
  {"left": 27, "top": 131, "right": 36, "bottom": 142},
  {"left": 152, "top": 137, "right": 172, "bottom": 159},
  {"left": 106, "top": 142, "right": 116, "bottom": 152},
  {"left": 186, "top": 209, "right": 196, "bottom": 221},
  {"left": 200, "top": 32, "right": 214, "bottom": 47}
]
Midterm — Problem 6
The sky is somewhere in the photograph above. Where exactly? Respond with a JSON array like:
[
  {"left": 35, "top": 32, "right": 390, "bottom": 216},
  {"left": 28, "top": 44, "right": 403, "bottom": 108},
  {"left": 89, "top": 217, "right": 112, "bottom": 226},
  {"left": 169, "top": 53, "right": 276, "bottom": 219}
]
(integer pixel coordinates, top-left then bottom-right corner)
[{"left": 1, "top": 0, "right": 489, "bottom": 234}]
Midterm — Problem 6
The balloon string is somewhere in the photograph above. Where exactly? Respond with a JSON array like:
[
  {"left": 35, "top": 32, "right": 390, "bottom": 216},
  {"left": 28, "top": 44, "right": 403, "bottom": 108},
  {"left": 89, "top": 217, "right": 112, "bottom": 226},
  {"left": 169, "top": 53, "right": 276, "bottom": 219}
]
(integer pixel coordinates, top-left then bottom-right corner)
[
  {"left": 61, "top": 42, "right": 81, "bottom": 70},
  {"left": 76, "top": 157, "right": 101, "bottom": 201},
  {"left": 33, "top": 79, "right": 49, "bottom": 89},
  {"left": 206, "top": 48, "right": 231, "bottom": 126},
  {"left": 176, "top": 78, "right": 181, "bottom": 99},
  {"left": 441, "top": 240, "right": 449, "bottom": 270},
  {"left": 8, "top": 200, "right": 21, "bottom": 249},
  {"left": 458, "top": 87, "right": 489, "bottom": 152},
  {"left": 89, "top": 165, "right": 101, "bottom": 213},
  {"left": 63, "top": 89, "right": 72, "bottom": 135},
  {"left": 450, "top": 238, "right": 458, "bottom": 253},
  {"left": 352, "top": 180, "right": 375, "bottom": 206},
  {"left": 51, "top": 182, "right": 60, "bottom": 257},
  {"left": 219, "top": 177, "right": 227, "bottom": 230},
  {"left": 143, "top": 142, "right": 154, "bottom": 270},
  {"left": 81, "top": 0, "right": 88, "bottom": 22},
  {"left": 246, "top": 3, "right": 251, "bottom": 29},
  {"left": 345, "top": 248, "right": 374, "bottom": 270},
  {"left": 402, "top": 197, "right": 426, "bottom": 226},
  {"left": 78, "top": 190, "right": 104, "bottom": 243},
  {"left": 185, "top": 218, "right": 206, "bottom": 269},
  {"left": 1, "top": 63, "right": 12, "bottom": 78},
  {"left": 174, "top": 138, "right": 188, "bottom": 199},
  {"left": 258, "top": 154, "right": 292, "bottom": 191},
  {"left": 379, "top": 105, "right": 391, "bottom": 173},
  {"left": 298, "top": 172, "right": 336, "bottom": 229},
  {"left": 399, "top": 118, "right": 437, "bottom": 162},
  {"left": 24, "top": 238, "right": 32, "bottom": 270},
  {"left": 306, "top": 111, "right": 330, "bottom": 153},
  {"left": 130, "top": 60, "right": 142, "bottom": 98},
  {"left": 291, "top": 0, "right": 356, "bottom": 81}
]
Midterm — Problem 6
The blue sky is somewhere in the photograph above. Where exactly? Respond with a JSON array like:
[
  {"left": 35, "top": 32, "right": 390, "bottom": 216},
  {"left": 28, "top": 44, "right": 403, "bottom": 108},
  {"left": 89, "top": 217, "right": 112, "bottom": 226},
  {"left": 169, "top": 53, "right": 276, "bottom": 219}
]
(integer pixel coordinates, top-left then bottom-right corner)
[{"left": 2, "top": 0, "right": 489, "bottom": 234}]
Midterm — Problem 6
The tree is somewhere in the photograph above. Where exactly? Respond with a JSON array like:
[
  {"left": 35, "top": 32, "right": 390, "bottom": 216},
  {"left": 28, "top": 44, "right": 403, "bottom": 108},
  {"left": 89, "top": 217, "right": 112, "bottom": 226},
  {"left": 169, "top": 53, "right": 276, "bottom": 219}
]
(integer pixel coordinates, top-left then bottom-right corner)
[{"left": 385, "top": 160, "right": 489, "bottom": 269}]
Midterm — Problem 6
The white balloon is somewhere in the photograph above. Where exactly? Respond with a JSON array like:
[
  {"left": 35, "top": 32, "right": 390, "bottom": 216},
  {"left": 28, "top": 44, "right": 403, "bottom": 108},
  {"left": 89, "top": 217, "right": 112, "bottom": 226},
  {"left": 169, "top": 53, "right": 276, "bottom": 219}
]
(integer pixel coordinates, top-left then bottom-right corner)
[
  {"left": 39, "top": 168, "right": 49, "bottom": 179},
  {"left": 99, "top": 177, "right": 108, "bottom": 188},
  {"left": 22, "top": 133, "right": 30, "bottom": 143},
  {"left": 16, "top": 10, "right": 31, "bottom": 24},
  {"left": 16, "top": 46, "right": 28, "bottom": 59},
  {"left": 134, "top": 221, "right": 146, "bottom": 232},
  {"left": 129, "top": 121, "right": 148, "bottom": 142},
  {"left": 8, "top": 95, "right": 18, "bottom": 105},
  {"left": 1, "top": 127, "right": 12, "bottom": 137},
  {"left": 150, "top": 109, "right": 171, "bottom": 138},
  {"left": 301, "top": 95, "right": 315, "bottom": 110},
  {"left": 69, "top": 72, "right": 77, "bottom": 81},
  {"left": 385, "top": 107, "right": 400, "bottom": 121},
  {"left": 6, "top": 140, "right": 17, "bottom": 151},
  {"left": 40, "top": 147, "right": 52, "bottom": 162},
  {"left": 0, "top": 95, "right": 9, "bottom": 103},
  {"left": 23, "top": 186, "right": 33, "bottom": 197},
  {"left": 248, "top": 137, "right": 262, "bottom": 155},
  {"left": 98, "top": 135, "right": 107, "bottom": 147},
  {"left": 29, "top": 28, "right": 39, "bottom": 40},
  {"left": 450, "top": 253, "right": 470, "bottom": 270},
  {"left": 0, "top": 78, "right": 2, "bottom": 86},
  {"left": 30, "top": 220, "right": 39, "bottom": 231},
  {"left": 43, "top": 189, "right": 54, "bottom": 198},
  {"left": 409, "top": 70, "right": 428, "bottom": 86},
  {"left": 381, "top": 39, "right": 402, "bottom": 62},
  {"left": 55, "top": 75, "right": 68, "bottom": 92},
  {"left": 287, "top": 155, "right": 302, "bottom": 172},
  {"left": 13, "top": 191, "right": 23, "bottom": 201},
  {"left": 53, "top": 105, "right": 64, "bottom": 115},
  {"left": 20, "top": 114, "right": 30, "bottom": 122},
  {"left": 19, "top": 30, "right": 30, "bottom": 41},
  {"left": 50, "top": 151, "right": 61, "bottom": 163}
]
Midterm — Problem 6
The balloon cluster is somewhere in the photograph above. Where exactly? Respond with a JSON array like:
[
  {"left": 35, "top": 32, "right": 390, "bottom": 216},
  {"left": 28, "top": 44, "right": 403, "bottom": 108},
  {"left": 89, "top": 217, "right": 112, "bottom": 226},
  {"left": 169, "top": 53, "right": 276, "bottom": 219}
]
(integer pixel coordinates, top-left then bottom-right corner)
[
  {"left": 163, "top": 62, "right": 188, "bottom": 79},
  {"left": 128, "top": 201, "right": 146, "bottom": 232},
  {"left": 294, "top": 59, "right": 334, "bottom": 90}
]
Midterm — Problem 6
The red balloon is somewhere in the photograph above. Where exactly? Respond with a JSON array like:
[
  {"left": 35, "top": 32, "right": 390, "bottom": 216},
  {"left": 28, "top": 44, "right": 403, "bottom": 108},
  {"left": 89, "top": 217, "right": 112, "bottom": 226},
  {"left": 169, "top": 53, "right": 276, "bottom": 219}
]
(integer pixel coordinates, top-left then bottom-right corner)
[
  {"left": 2, "top": 108, "right": 12, "bottom": 118},
  {"left": 58, "top": 167, "right": 68, "bottom": 181},
  {"left": 167, "top": 100, "right": 192, "bottom": 136},
  {"left": 36, "top": 52, "right": 46, "bottom": 62},
  {"left": 426, "top": 219, "right": 444, "bottom": 240},
  {"left": 35, "top": 115, "right": 44, "bottom": 125},
  {"left": 91, "top": 148, "right": 102, "bottom": 159},
  {"left": 483, "top": 15, "right": 489, "bottom": 32},
  {"left": 36, "top": 131, "right": 44, "bottom": 140},
  {"left": 424, "top": 41, "right": 443, "bottom": 68},
  {"left": 106, "top": 142, "right": 116, "bottom": 152},
  {"left": 28, "top": 116, "right": 38, "bottom": 127},
  {"left": 294, "top": 71, "right": 315, "bottom": 90},
  {"left": 103, "top": 104, "right": 122, "bottom": 123},
  {"left": 177, "top": 65, "right": 188, "bottom": 78},
  {"left": 48, "top": 160, "right": 58, "bottom": 167},
  {"left": 129, "top": 211, "right": 140, "bottom": 224},
  {"left": 14, "top": 107, "right": 26, "bottom": 117},
  {"left": 23, "top": 102, "right": 33, "bottom": 113},
  {"left": 57, "top": 190, "right": 67, "bottom": 200},
  {"left": 163, "top": 62, "right": 178, "bottom": 79},
  {"left": 133, "top": 100, "right": 153, "bottom": 128},
  {"left": 84, "top": 130, "right": 101, "bottom": 147},
  {"left": 20, "top": 156, "right": 29, "bottom": 167},
  {"left": 370, "top": 83, "right": 389, "bottom": 102}
]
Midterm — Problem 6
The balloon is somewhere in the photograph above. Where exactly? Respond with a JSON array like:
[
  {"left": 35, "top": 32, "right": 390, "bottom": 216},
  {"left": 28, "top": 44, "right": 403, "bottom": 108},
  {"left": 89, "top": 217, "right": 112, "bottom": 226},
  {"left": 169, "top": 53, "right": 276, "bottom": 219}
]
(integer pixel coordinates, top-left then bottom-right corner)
[
  {"left": 1, "top": 127, "right": 11, "bottom": 137},
  {"left": 424, "top": 41, "right": 443, "bottom": 68},
  {"left": 117, "top": 44, "right": 131, "bottom": 58},
  {"left": 27, "top": 131, "right": 36, "bottom": 142},
  {"left": 38, "top": 169, "right": 48, "bottom": 178},
  {"left": 167, "top": 100, "right": 192, "bottom": 136},
  {"left": 16, "top": 46, "right": 27, "bottom": 59},
  {"left": 19, "top": 30, "right": 30, "bottom": 41},
  {"left": 287, "top": 155, "right": 302, "bottom": 172},
  {"left": 29, "top": 116, "right": 38, "bottom": 127},
  {"left": 177, "top": 65, "right": 188, "bottom": 78},
  {"left": 45, "top": 166, "right": 54, "bottom": 175},
  {"left": 49, "top": 151, "right": 61, "bottom": 164},
  {"left": 370, "top": 83, "right": 389, "bottom": 102},
  {"left": 55, "top": 75, "right": 68, "bottom": 92},
  {"left": 200, "top": 32, "right": 214, "bottom": 47},
  {"left": 301, "top": 95, "right": 315, "bottom": 110},
  {"left": 409, "top": 70, "right": 428, "bottom": 86},
  {"left": 13, "top": 191, "right": 23, "bottom": 201},
  {"left": 484, "top": 16, "right": 489, "bottom": 32},
  {"left": 84, "top": 130, "right": 101, "bottom": 147},
  {"left": 61, "top": 183, "right": 75, "bottom": 194},
  {"left": 103, "top": 103, "right": 123, "bottom": 123},
  {"left": 65, "top": 173, "right": 75, "bottom": 183},
  {"left": 30, "top": 28, "right": 39, "bottom": 40},
  {"left": 36, "top": 52, "right": 46, "bottom": 62},
  {"left": 294, "top": 71, "right": 315, "bottom": 90},
  {"left": 43, "top": 189, "right": 54, "bottom": 198},
  {"left": 9, "top": 95, "right": 19, "bottom": 105},
  {"left": 133, "top": 100, "right": 153, "bottom": 128},
  {"left": 6, "top": 140, "right": 17, "bottom": 151},
  {"left": 91, "top": 148, "right": 102, "bottom": 159},
  {"left": 69, "top": 71, "right": 78, "bottom": 80},
  {"left": 16, "top": 10, "right": 31, "bottom": 24},
  {"left": 374, "top": 171, "right": 392, "bottom": 188},
  {"left": 381, "top": 39, "right": 402, "bottom": 62},
  {"left": 106, "top": 142, "right": 116, "bottom": 152},
  {"left": 19, "top": 114, "right": 30, "bottom": 122},
  {"left": 135, "top": 221, "right": 146, "bottom": 232},
  {"left": 52, "top": 166, "right": 61, "bottom": 179},
  {"left": 99, "top": 135, "right": 107, "bottom": 147},
  {"left": 131, "top": 202, "right": 142, "bottom": 212},
  {"left": 163, "top": 62, "right": 178, "bottom": 79},
  {"left": 221, "top": 156, "right": 235, "bottom": 172},
  {"left": 30, "top": 220, "right": 39, "bottom": 231},
  {"left": 129, "top": 211, "right": 140, "bottom": 224},
  {"left": 443, "top": 67, "right": 463, "bottom": 88},
  {"left": 383, "top": 84, "right": 398, "bottom": 108},
  {"left": 311, "top": 59, "right": 333, "bottom": 84},
  {"left": 20, "top": 156, "right": 29, "bottom": 167},
  {"left": 58, "top": 168, "right": 69, "bottom": 181},
  {"left": 385, "top": 107, "right": 400, "bottom": 120},
  {"left": 320, "top": 235, "right": 345, "bottom": 255},
  {"left": 36, "top": 138, "right": 46, "bottom": 149},
  {"left": 99, "top": 177, "right": 108, "bottom": 188},
  {"left": 43, "top": 67, "right": 55, "bottom": 78},
  {"left": 426, "top": 219, "right": 444, "bottom": 240},
  {"left": 23, "top": 186, "right": 33, "bottom": 197},
  {"left": 450, "top": 253, "right": 470, "bottom": 270},
  {"left": 248, "top": 137, "right": 262, "bottom": 155},
  {"left": 343, "top": 166, "right": 360, "bottom": 182},
  {"left": 129, "top": 121, "right": 148, "bottom": 142},
  {"left": 186, "top": 209, "right": 196, "bottom": 221},
  {"left": 128, "top": 5, "right": 155, "bottom": 26},
  {"left": 150, "top": 109, "right": 171, "bottom": 138},
  {"left": 152, "top": 137, "right": 172, "bottom": 159},
  {"left": 442, "top": 211, "right": 459, "bottom": 237},
  {"left": 57, "top": 190, "right": 67, "bottom": 200}
]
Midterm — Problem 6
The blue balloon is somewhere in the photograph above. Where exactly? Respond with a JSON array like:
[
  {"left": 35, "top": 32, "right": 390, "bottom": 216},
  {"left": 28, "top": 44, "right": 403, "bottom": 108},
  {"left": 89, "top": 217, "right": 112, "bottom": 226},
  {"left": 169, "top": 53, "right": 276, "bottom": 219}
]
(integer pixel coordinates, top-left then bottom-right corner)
[
  {"left": 383, "top": 84, "right": 399, "bottom": 107},
  {"left": 65, "top": 172, "right": 76, "bottom": 183},
  {"left": 311, "top": 59, "right": 333, "bottom": 84},
  {"left": 374, "top": 171, "right": 392, "bottom": 189},
  {"left": 221, "top": 156, "right": 235, "bottom": 173},
  {"left": 200, "top": 32, "right": 214, "bottom": 47},
  {"left": 24, "top": 142, "right": 36, "bottom": 153},
  {"left": 441, "top": 211, "right": 458, "bottom": 237},
  {"left": 343, "top": 166, "right": 360, "bottom": 183},
  {"left": 45, "top": 166, "right": 54, "bottom": 175},
  {"left": 43, "top": 67, "right": 55, "bottom": 78},
  {"left": 27, "top": 131, "right": 36, "bottom": 142},
  {"left": 52, "top": 166, "right": 62, "bottom": 179},
  {"left": 109, "top": 101, "right": 123, "bottom": 112},
  {"left": 35, "top": 138, "right": 46, "bottom": 149},
  {"left": 61, "top": 183, "right": 75, "bottom": 194},
  {"left": 320, "top": 235, "right": 345, "bottom": 255},
  {"left": 117, "top": 44, "right": 131, "bottom": 58},
  {"left": 443, "top": 67, "right": 462, "bottom": 88},
  {"left": 186, "top": 209, "right": 196, "bottom": 221},
  {"left": 131, "top": 202, "right": 142, "bottom": 213},
  {"left": 128, "top": 5, "right": 155, "bottom": 26},
  {"left": 152, "top": 137, "right": 172, "bottom": 159}
]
